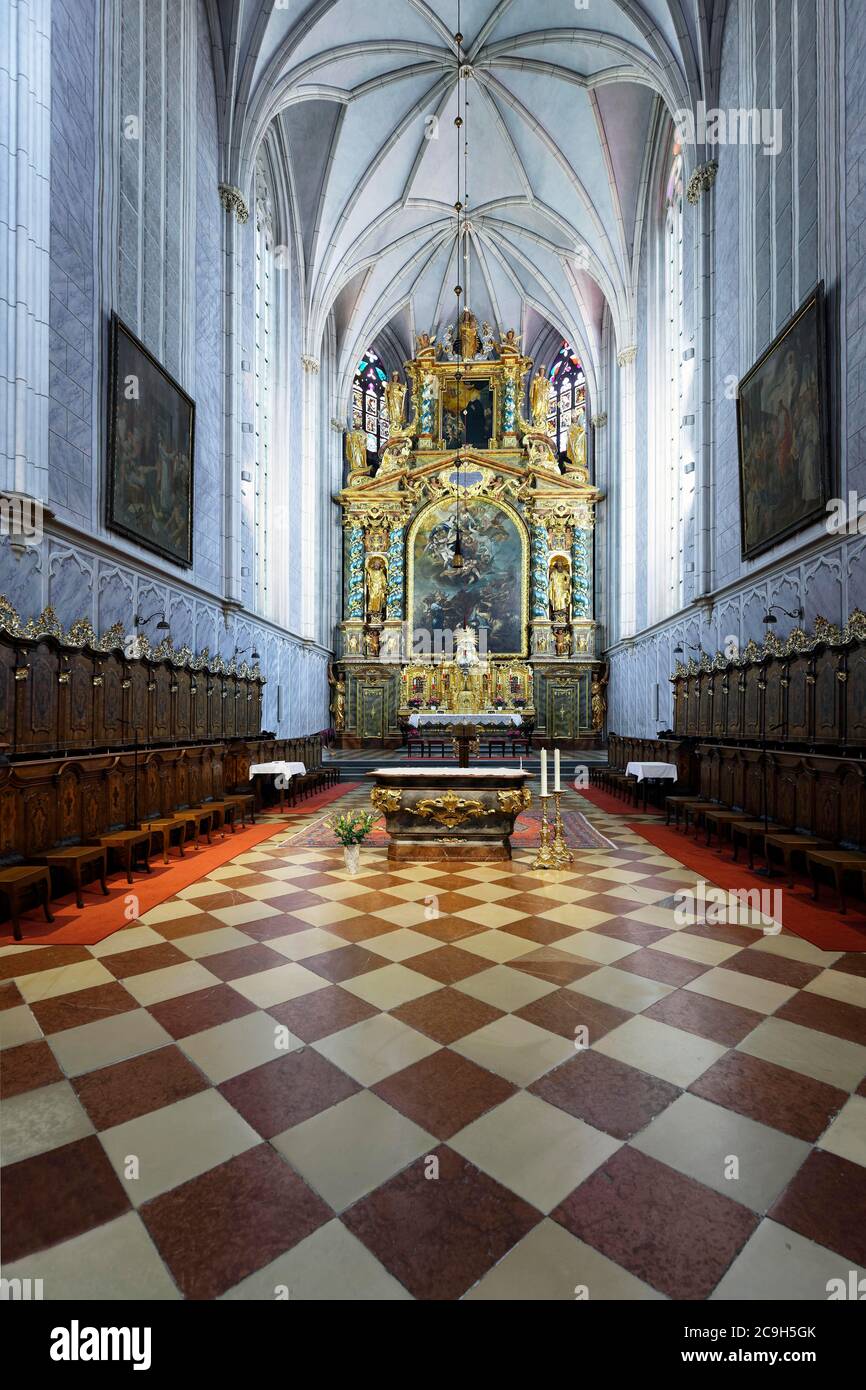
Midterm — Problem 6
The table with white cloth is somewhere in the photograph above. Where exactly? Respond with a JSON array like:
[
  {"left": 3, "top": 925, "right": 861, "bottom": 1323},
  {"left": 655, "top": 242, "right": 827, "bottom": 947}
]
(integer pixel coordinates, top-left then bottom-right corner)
[
  {"left": 249, "top": 761, "right": 306, "bottom": 809},
  {"left": 408, "top": 711, "right": 523, "bottom": 766},
  {"left": 625, "top": 760, "right": 678, "bottom": 811},
  {"left": 408, "top": 713, "right": 521, "bottom": 727}
]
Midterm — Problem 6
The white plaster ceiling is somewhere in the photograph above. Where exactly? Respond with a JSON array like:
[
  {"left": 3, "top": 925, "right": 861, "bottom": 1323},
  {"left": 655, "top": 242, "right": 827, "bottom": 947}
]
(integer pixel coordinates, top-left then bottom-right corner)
[{"left": 210, "top": 0, "right": 727, "bottom": 402}]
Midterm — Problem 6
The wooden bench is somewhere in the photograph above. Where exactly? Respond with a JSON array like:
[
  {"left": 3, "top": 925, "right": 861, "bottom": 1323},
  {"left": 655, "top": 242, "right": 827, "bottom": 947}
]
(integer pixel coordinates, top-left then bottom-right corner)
[
  {"left": 142, "top": 817, "right": 192, "bottom": 864},
  {"left": 89, "top": 829, "right": 152, "bottom": 883},
  {"left": 764, "top": 832, "right": 831, "bottom": 886},
  {"left": 223, "top": 792, "right": 255, "bottom": 827},
  {"left": 806, "top": 849, "right": 866, "bottom": 914},
  {"left": 34, "top": 845, "right": 109, "bottom": 908},
  {"left": 0, "top": 866, "right": 55, "bottom": 940}
]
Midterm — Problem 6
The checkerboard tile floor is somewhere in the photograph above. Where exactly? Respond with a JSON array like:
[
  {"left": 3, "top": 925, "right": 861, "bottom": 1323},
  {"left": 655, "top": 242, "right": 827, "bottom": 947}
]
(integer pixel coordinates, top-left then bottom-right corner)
[{"left": 1, "top": 787, "right": 865, "bottom": 1301}]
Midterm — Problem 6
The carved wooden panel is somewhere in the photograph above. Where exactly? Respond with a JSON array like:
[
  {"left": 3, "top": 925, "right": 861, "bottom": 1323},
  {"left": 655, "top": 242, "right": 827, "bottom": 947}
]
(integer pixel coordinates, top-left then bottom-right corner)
[
  {"left": 208, "top": 684, "right": 222, "bottom": 740},
  {"left": 765, "top": 661, "right": 786, "bottom": 742},
  {"left": 711, "top": 675, "right": 726, "bottom": 738},
  {"left": 22, "top": 785, "right": 55, "bottom": 854},
  {"left": 82, "top": 778, "right": 104, "bottom": 838},
  {"left": 150, "top": 665, "right": 173, "bottom": 743},
  {"left": 223, "top": 679, "right": 237, "bottom": 739},
  {"left": 846, "top": 646, "right": 866, "bottom": 745},
  {"left": 191, "top": 676, "right": 207, "bottom": 739},
  {"left": 94, "top": 654, "right": 125, "bottom": 746},
  {"left": 60, "top": 652, "right": 95, "bottom": 749},
  {"left": 786, "top": 657, "right": 810, "bottom": 741},
  {"left": 673, "top": 680, "right": 686, "bottom": 736},
  {"left": 725, "top": 679, "right": 743, "bottom": 738},
  {"left": 17, "top": 643, "right": 59, "bottom": 751},
  {"left": 174, "top": 670, "right": 191, "bottom": 742},
  {"left": 0, "top": 784, "right": 20, "bottom": 855},
  {"left": 743, "top": 668, "right": 761, "bottom": 740},
  {"left": 129, "top": 665, "right": 149, "bottom": 741},
  {"left": 698, "top": 679, "right": 712, "bottom": 736},
  {"left": 0, "top": 640, "right": 17, "bottom": 747},
  {"left": 813, "top": 650, "right": 840, "bottom": 742},
  {"left": 55, "top": 768, "right": 82, "bottom": 844},
  {"left": 814, "top": 773, "right": 842, "bottom": 841}
]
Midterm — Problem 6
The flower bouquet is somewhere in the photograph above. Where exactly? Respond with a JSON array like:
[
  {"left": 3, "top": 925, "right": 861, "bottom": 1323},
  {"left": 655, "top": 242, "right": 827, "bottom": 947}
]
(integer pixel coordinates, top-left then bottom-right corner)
[{"left": 329, "top": 809, "right": 375, "bottom": 874}]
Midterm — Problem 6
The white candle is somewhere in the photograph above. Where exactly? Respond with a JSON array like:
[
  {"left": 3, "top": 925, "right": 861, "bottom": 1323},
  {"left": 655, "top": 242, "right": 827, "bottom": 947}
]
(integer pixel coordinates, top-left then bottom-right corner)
[
  {"left": 541, "top": 748, "right": 548, "bottom": 797},
  {"left": 554, "top": 748, "right": 561, "bottom": 792}
]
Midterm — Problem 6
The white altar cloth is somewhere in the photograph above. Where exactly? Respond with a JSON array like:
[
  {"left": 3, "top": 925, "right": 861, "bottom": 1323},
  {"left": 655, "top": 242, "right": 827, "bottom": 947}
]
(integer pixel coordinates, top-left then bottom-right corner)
[
  {"left": 625, "top": 761, "right": 678, "bottom": 782},
  {"left": 408, "top": 712, "right": 521, "bottom": 727},
  {"left": 249, "top": 761, "right": 306, "bottom": 779}
]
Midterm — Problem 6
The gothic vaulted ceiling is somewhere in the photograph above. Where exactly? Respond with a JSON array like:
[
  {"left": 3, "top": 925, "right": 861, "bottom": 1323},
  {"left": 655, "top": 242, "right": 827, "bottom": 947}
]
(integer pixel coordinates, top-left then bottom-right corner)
[{"left": 210, "top": 0, "right": 727, "bottom": 398}]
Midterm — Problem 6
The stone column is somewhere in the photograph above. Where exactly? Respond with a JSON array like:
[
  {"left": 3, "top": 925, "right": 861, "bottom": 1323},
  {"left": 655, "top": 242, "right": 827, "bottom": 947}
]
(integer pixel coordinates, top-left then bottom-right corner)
[
  {"left": 300, "top": 353, "right": 320, "bottom": 639},
  {"left": 0, "top": 0, "right": 52, "bottom": 508},
  {"left": 616, "top": 345, "right": 637, "bottom": 639}
]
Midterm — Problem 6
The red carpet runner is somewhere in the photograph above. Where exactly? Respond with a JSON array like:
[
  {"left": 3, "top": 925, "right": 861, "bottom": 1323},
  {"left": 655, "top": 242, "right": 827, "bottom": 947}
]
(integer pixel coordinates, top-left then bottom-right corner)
[
  {"left": 627, "top": 821, "right": 866, "bottom": 952},
  {"left": 2, "top": 820, "right": 293, "bottom": 948}
]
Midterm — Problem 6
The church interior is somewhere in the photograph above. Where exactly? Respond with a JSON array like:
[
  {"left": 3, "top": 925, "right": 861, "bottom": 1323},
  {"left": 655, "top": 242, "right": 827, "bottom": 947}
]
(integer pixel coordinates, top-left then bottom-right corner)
[{"left": 2, "top": 0, "right": 866, "bottom": 1325}]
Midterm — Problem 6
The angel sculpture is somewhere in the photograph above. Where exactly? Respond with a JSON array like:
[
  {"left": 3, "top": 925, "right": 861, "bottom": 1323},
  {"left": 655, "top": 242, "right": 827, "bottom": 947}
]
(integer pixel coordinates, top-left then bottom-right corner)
[
  {"left": 441, "top": 324, "right": 456, "bottom": 358},
  {"left": 480, "top": 322, "right": 497, "bottom": 358}
]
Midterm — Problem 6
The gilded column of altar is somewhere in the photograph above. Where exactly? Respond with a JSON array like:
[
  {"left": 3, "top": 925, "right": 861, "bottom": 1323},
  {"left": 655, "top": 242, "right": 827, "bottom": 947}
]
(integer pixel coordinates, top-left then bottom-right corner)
[
  {"left": 570, "top": 499, "right": 596, "bottom": 657},
  {"left": 382, "top": 521, "right": 406, "bottom": 660},
  {"left": 343, "top": 521, "right": 366, "bottom": 657},
  {"left": 529, "top": 515, "right": 553, "bottom": 657}
]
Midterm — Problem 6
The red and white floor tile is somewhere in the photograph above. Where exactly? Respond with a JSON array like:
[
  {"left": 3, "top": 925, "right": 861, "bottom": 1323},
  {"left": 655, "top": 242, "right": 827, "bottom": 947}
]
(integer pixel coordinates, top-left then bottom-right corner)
[{"left": 1, "top": 789, "right": 865, "bottom": 1300}]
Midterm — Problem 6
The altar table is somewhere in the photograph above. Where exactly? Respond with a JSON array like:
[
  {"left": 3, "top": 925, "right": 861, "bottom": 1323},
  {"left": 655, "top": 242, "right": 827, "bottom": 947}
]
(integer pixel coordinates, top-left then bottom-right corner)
[
  {"left": 368, "top": 767, "right": 531, "bottom": 862},
  {"left": 408, "top": 713, "right": 522, "bottom": 727}
]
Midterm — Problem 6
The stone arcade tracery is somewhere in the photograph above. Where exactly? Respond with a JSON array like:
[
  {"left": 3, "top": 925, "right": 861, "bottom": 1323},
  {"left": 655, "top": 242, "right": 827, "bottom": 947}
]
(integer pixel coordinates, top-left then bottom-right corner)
[{"left": 333, "top": 316, "right": 604, "bottom": 746}]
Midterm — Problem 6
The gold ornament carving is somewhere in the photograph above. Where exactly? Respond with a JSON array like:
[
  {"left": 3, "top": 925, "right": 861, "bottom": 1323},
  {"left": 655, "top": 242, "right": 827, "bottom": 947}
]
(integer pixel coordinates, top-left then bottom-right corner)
[
  {"left": 371, "top": 787, "right": 402, "bottom": 816},
  {"left": 497, "top": 787, "right": 531, "bottom": 815},
  {"left": 414, "top": 791, "right": 496, "bottom": 829}
]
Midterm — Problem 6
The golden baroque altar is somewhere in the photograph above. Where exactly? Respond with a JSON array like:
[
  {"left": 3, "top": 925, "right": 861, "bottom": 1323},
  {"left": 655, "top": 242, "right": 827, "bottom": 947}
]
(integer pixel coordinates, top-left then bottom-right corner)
[{"left": 332, "top": 315, "right": 605, "bottom": 747}]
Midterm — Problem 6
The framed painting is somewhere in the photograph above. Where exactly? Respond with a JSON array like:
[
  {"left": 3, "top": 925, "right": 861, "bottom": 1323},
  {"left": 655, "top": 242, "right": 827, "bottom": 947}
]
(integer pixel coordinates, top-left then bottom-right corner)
[
  {"left": 736, "top": 283, "right": 830, "bottom": 560},
  {"left": 106, "top": 313, "right": 195, "bottom": 567},
  {"left": 408, "top": 496, "right": 527, "bottom": 655},
  {"left": 441, "top": 376, "right": 494, "bottom": 449}
]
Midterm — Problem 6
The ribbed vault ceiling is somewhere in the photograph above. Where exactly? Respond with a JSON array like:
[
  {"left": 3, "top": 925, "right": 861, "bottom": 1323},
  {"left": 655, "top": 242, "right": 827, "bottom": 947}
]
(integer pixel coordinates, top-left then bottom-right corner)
[{"left": 210, "top": 0, "right": 727, "bottom": 399}]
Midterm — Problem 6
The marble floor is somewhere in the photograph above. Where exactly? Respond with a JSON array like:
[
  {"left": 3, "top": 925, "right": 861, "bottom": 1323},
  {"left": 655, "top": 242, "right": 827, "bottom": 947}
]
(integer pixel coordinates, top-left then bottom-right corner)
[{"left": 1, "top": 786, "right": 865, "bottom": 1300}]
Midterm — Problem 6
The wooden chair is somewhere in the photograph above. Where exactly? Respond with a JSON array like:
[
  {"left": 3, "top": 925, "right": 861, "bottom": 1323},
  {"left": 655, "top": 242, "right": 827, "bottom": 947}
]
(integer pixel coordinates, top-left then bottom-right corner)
[
  {"left": 0, "top": 866, "right": 54, "bottom": 940},
  {"left": 34, "top": 845, "right": 109, "bottom": 909}
]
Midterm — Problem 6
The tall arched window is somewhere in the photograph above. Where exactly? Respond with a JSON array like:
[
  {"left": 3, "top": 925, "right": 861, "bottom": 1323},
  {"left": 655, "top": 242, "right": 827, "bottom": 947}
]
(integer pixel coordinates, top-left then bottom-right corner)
[
  {"left": 254, "top": 153, "right": 275, "bottom": 609},
  {"left": 662, "top": 142, "right": 684, "bottom": 611},
  {"left": 547, "top": 344, "right": 586, "bottom": 461},
  {"left": 648, "top": 137, "right": 685, "bottom": 625},
  {"left": 352, "top": 351, "right": 390, "bottom": 458}
]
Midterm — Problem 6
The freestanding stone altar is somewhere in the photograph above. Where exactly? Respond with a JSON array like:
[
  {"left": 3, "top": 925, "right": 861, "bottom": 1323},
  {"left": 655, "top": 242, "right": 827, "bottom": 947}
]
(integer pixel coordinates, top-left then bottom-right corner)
[
  {"left": 331, "top": 314, "right": 606, "bottom": 749},
  {"left": 369, "top": 767, "right": 531, "bottom": 862}
]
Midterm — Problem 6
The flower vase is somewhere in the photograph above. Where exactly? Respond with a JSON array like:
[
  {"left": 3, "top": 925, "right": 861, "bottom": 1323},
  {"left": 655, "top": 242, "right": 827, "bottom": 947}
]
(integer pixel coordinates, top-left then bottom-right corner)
[{"left": 343, "top": 843, "right": 361, "bottom": 875}]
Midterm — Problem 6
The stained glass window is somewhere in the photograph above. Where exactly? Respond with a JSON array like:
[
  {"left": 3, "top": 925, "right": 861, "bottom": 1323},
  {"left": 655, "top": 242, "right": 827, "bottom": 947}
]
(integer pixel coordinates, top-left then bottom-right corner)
[
  {"left": 547, "top": 344, "right": 586, "bottom": 462},
  {"left": 352, "top": 350, "right": 390, "bottom": 458}
]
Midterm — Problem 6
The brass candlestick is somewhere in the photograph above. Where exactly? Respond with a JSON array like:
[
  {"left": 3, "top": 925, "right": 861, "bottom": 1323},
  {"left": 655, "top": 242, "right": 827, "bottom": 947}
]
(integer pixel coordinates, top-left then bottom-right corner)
[
  {"left": 532, "top": 794, "right": 558, "bottom": 869},
  {"left": 551, "top": 789, "right": 573, "bottom": 867}
]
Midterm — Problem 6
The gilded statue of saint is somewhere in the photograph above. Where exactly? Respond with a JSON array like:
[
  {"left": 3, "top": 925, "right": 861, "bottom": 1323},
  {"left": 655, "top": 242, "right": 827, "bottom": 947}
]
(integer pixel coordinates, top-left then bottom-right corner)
[
  {"left": 529, "top": 366, "right": 551, "bottom": 429},
  {"left": 459, "top": 309, "right": 480, "bottom": 360},
  {"left": 345, "top": 428, "right": 368, "bottom": 476},
  {"left": 549, "top": 557, "right": 571, "bottom": 617},
  {"left": 328, "top": 661, "right": 346, "bottom": 732},
  {"left": 566, "top": 411, "right": 588, "bottom": 476},
  {"left": 366, "top": 558, "right": 387, "bottom": 618},
  {"left": 591, "top": 666, "right": 609, "bottom": 731},
  {"left": 385, "top": 371, "right": 406, "bottom": 434}
]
